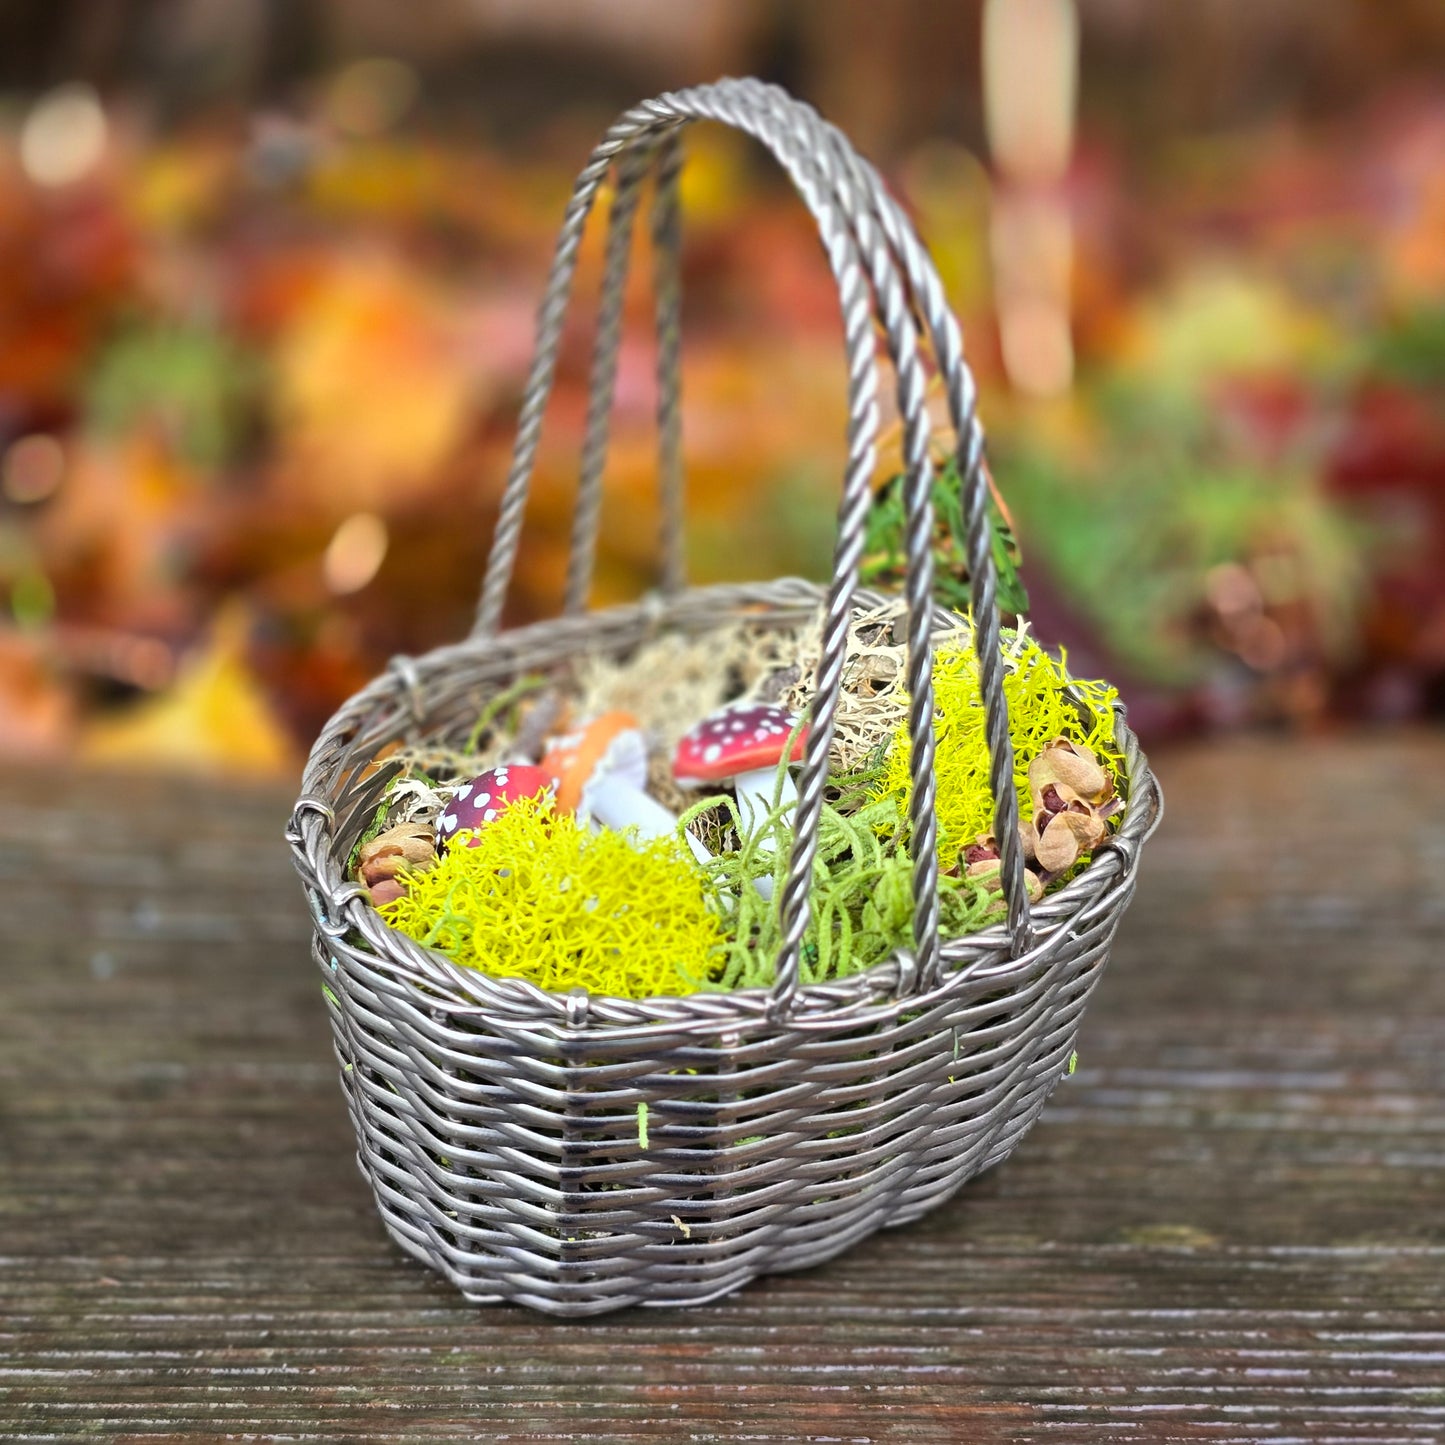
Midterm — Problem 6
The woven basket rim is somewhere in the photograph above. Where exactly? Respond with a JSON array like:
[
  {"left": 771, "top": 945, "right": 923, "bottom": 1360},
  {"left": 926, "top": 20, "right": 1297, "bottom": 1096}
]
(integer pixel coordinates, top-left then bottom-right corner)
[{"left": 291, "top": 578, "right": 1161, "bottom": 1036}]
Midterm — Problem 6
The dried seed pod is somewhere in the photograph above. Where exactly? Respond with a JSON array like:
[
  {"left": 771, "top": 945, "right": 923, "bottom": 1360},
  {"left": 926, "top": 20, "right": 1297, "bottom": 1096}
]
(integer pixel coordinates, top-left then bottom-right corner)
[
  {"left": 1029, "top": 736, "right": 1114, "bottom": 809},
  {"left": 1035, "top": 809, "right": 1109, "bottom": 874},
  {"left": 1035, "top": 781, "right": 1077, "bottom": 816},
  {"left": 966, "top": 826, "right": 1041, "bottom": 872},
  {"left": 358, "top": 820, "right": 438, "bottom": 903},
  {"left": 968, "top": 858, "right": 1045, "bottom": 920},
  {"left": 361, "top": 853, "right": 407, "bottom": 883}
]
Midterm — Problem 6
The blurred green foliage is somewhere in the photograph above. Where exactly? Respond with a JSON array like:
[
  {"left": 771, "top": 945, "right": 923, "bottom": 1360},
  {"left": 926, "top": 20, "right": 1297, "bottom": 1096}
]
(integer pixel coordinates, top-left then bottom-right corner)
[
  {"left": 85, "top": 322, "right": 260, "bottom": 470},
  {"left": 998, "top": 386, "right": 1367, "bottom": 686}
]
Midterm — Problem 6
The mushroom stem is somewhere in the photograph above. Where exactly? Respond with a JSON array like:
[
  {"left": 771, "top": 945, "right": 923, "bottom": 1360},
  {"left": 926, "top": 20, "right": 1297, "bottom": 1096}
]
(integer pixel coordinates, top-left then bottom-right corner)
[
  {"left": 582, "top": 773, "right": 712, "bottom": 865},
  {"left": 733, "top": 767, "right": 799, "bottom": 900},
  {"left": 672, "top": 702, "right": 810, "bottom": 902}
]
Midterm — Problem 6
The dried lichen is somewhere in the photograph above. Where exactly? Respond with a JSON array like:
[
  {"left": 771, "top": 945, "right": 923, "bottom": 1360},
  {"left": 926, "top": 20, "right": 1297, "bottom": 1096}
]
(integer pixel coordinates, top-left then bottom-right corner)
[
  {"left": 389, "top": 677, "right": 557, "bottom": 784},
  {"left": 868, "top": 628, "right": 1124, "bottom": 863},
  {"left": 773, "top": 600, "right": 912, "bottom": 774},
  {"left": 379, "top": 797, "right": 726, "bottom": 997}
]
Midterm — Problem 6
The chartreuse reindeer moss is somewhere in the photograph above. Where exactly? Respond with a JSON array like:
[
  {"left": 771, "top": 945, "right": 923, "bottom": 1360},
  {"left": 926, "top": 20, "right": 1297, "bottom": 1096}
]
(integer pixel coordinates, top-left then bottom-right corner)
[
  {"left": 378, "top": 797, "right": 725, "bottom": 998},
  {"left": 869, "top": 628, "right": 1124, "bottom": 861}
]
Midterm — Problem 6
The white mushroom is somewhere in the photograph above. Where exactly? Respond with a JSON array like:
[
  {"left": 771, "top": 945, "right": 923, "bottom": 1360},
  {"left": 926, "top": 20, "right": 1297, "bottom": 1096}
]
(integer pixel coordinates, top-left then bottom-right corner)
[{"left": 541, "top": 712, "right": 710, "bottom": 865}]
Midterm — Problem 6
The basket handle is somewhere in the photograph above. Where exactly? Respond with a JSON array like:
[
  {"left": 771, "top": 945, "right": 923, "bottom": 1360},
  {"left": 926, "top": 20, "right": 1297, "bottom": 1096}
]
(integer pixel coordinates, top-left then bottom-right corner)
[
  {"left": 473, "top": 79, "right": 1031, "bottom": 1011},
  {"left": 562, "top": 129, "right": 686, "bottom": 615},
  {"left": 474, "top": 131, "right": 685, "bottom": 630}
]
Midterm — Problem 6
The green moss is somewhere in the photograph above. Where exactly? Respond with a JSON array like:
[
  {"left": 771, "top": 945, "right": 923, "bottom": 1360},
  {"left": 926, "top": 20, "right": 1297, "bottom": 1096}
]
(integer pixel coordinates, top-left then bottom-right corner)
[
  {"left": 684, "top": 790, "right": 996, "bottom": 993},
  {"left": 868, "top": 629, "right": 1124, "bottom": 861},
  {"left": 347, "top": 794, "right": 396, "bottom": 873}
]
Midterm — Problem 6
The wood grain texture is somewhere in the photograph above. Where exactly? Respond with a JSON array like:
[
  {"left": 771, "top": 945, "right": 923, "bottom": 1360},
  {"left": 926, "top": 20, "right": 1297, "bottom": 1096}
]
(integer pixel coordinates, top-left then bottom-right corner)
[{"left": 1, "top": 734, "right": 1442, "bottom": 1443}]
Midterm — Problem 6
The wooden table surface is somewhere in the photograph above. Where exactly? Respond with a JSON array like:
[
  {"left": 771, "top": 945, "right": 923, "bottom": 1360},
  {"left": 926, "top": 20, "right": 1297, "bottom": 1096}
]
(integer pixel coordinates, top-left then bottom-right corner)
[{"left": 3, "top": 733, "right": 1442, "bottom": 1443}]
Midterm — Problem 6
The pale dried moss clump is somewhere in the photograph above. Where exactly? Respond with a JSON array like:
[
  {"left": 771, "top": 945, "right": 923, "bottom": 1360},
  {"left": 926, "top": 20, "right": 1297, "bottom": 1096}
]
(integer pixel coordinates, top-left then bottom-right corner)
[
  {"left": 572, "top": 628, "right": 779, "bottom": 811},
  {"left": 775, "top": 601, "right": 910, "bottom": 773},
  {"left": 379, "top": 798, "right": 725, "bottom": 997},
  {"left": 869, "top": 629, "right": 1125, "bottom": 862}
]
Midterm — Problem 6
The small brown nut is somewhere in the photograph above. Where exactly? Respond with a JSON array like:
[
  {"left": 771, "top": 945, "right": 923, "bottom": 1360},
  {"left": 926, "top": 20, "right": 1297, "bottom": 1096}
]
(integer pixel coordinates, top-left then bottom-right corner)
[
  {"left": 1029, "top": 736, "right": 1114, "bottom": 808},
  {"left": 358, "top": 822, "right": 436, "bottom": 885},
  {"left": 368, "top": 878, "right": 407, "bottom": 907},
  {"left": 1035, "top": 809, "right": 1109, "bottom": 874}
]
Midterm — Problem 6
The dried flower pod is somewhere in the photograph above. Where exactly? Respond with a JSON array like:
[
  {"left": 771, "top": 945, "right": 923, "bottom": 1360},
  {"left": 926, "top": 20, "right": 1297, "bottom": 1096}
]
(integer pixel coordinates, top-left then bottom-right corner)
[
  {"left": 964, "top": 858, "right": 1000, "bottom": 887},
  {"left": 966, "top": 826, "right": 1040, "bottom": 870},
  {"left": 967, "top": 857, "right": 1046, "bottom": 921},
  {"left": 1029, "top": 736, "right": 1115, "bottom": 812},
  {"left": 1034, "top": 809, "right": 1109, "bottom": 874},
  {"left": 1022, "top": 735, "right": 1121, "bottom": 881},
  {"left": 1036, "top": 781, "right": 1078, "bottom": 816},
  {"left": 357, "top": 821, "right": 438, "bottom": 902},
  {"left": 965, "top": 857, "right": 1045, "bottom": 897}
]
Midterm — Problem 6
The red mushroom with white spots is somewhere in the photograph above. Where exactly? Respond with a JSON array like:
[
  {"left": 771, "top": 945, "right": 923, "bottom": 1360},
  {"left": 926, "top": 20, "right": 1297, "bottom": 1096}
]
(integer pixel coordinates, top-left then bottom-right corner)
[
  {"left": 673, "top": 703, "right": 809, "bottom": 895},
  {"left": 435, "top": 763, "right": 555, "bottom": 852}
]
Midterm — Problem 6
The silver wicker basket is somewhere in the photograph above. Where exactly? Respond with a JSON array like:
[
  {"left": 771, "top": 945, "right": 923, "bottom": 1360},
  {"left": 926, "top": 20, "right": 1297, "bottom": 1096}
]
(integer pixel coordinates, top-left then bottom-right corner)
[{"left": 287, "top": 78, "right": 1162, "bottom": 1316}]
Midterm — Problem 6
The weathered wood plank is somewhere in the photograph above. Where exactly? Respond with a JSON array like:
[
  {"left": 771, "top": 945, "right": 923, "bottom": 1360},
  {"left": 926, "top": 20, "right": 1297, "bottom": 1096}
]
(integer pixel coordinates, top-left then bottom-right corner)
[{"left": 1, "top": 735, "right": 1442, "bottom": 1441}]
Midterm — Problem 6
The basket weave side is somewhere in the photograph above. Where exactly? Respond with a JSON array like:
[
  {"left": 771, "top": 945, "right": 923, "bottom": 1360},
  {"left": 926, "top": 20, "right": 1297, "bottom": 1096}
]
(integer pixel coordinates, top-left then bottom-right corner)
[{"left": 289, "top": 582, "right": 1159, "bottom": 1314}]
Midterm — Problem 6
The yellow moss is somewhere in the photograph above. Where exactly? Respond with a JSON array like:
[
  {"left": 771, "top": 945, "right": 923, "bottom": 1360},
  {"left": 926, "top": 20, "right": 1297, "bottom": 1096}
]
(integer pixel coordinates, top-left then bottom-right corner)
[
  {"left": 868, "top": 630, "right": 1124, "bottom": 861},
  {"left": 379, "top": 798, "right": 725, "bottom": 998}
]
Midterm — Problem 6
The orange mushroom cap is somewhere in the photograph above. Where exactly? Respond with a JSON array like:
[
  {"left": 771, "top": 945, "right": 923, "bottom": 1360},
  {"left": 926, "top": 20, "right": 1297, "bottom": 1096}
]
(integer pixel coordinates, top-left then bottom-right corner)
[{"left": 539, "top": 710, "right": 642, "bottom": 815}]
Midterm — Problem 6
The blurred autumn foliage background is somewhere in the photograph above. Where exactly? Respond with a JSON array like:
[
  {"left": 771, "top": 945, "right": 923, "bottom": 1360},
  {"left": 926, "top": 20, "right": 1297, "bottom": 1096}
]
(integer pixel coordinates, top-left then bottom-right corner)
[{"left": 3, "top": 0, "right": 1445, "bottom": 777}]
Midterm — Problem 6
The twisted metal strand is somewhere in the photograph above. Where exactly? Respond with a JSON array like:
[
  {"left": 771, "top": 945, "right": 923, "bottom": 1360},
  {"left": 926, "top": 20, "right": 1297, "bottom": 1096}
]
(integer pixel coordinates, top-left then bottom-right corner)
[
  {"left": 734, "top": 79, "right": 942, "bottom": 988},
  {"left": 564, "top": 139, "right": 658, "bottom": 615},
  {"left": 474, "top": 103, "right": 685, "bottom": 637},
  {"left": 835, "top": 140, "right": 1032, "bottom": 954},
  {"left": 659, "top": 84, "right": 882, "bottom": 1016},
  {"left": 651, "top": 128, "right": 687, "bottom": 598}
]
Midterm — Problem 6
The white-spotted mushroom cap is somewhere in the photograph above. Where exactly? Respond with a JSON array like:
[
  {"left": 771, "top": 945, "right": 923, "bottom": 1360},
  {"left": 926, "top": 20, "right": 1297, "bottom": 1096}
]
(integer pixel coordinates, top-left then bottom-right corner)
[
  {"left": 435, "top": 764, "right": 553, "bottom": 851},
  {"left": 672, "top": 703, "right": 809, "bottom": 786}
]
